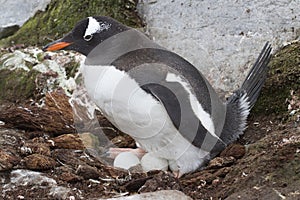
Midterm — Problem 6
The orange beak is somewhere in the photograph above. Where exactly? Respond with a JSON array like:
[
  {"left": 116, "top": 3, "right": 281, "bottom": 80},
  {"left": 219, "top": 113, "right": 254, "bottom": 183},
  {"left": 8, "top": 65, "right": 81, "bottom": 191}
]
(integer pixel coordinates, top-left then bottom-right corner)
[{"left": 43, "top": 39, "right": 72, "bottom": 52}]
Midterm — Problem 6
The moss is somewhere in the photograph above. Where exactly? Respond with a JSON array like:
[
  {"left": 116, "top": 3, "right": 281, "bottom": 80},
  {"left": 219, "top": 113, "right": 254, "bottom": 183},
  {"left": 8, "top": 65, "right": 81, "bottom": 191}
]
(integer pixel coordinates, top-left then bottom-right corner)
[
  {"left": 0, "top": 69, "right": 39, "bottom": 103},
  {"left": 64, "top": 58, "right": 80, "bottom": 79},
  {"left": 36, "top": 52, "right": 45, "bottom": 62},
  {"left": 252, "top": 41, "right": 300, "bottom": 117},
  {"left": 0, "top": 25, "right": 20, "bottom": 39},
  {"left": 0, "top": 0, "right": 143, "bottom": 47}
]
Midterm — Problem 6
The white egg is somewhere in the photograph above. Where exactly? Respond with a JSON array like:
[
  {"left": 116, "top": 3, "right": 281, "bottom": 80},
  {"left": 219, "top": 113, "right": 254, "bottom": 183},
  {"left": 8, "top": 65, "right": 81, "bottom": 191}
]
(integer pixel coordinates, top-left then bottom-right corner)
[
  {"left": 141, "top": 153, "right": 168, "bottom": 172},
  {"left": 113, "top": 152, "right": 140, "bottom": 170}
]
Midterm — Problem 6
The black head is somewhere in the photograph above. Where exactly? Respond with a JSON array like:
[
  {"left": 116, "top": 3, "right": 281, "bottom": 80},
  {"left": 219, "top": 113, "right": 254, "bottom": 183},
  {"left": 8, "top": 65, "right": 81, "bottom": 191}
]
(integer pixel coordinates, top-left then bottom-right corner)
[{"left": 43, "top": 16, "right": 129, "bottom": 56}]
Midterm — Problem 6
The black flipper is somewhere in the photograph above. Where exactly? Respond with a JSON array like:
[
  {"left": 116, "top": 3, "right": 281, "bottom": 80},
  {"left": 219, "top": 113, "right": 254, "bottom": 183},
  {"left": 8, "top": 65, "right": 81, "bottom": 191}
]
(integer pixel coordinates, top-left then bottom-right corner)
[{"left": 142, "top": 82, "right": 220, "bottom": 151}]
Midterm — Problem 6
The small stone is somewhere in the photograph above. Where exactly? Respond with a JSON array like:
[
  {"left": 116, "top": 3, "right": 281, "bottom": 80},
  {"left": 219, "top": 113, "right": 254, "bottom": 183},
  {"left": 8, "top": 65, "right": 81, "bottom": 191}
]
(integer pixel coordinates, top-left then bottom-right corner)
[
  {"left": 78, "top": 132, "right": 100, "bottom": 150},
  {"left": 23, "top": 154, "right": 56, "bottom": 170},
  {"left": 0, "top": 149, "right": 20, "bottom": 171},
  {"left": 213, "top": 167, "right": 231, "bottom": 177},
  {"left": 53, "top": 166, "right": 82, "bottom": 183},
  {"left": 220, "top": 143, "right": 246, "bottom": 159},
  {"left": 207, "top": 156, "right": 235, "bottom": 169},
  {"left": 60, "top": 172, "right": 82, "bottom": 183},
  {"left": 75, "top": 164, "right": 100, "bottom": 180},
  {"left": 212, "top": 178, "right": 220, "bottom": 185},
  {"left": 128, "top": 163, "right": 144, "bottom": 173},
  {"left": 124, "top": 177, "right": 151, "bottom": 192},
  {"left": 104, "top": 190, "right": 192, "bottom": 200},
  {"left": 53, "top": 134, "right": 84, "bottom": 150},
  {"left": 111, "top": 135, "right": 136, "bottom": 148},
  {"left": 20, "top": 142, "right": 51, "bottom": 156},
  {"left": 140, "top": 171, "right": 180, "bottom": 193}
]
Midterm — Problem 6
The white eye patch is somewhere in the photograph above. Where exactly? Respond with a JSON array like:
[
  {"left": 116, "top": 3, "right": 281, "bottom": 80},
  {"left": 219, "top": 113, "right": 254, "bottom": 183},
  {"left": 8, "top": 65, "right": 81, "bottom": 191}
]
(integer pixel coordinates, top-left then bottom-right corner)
[{"left": 84, "top": 17, "right": 111, "bottom": 39}]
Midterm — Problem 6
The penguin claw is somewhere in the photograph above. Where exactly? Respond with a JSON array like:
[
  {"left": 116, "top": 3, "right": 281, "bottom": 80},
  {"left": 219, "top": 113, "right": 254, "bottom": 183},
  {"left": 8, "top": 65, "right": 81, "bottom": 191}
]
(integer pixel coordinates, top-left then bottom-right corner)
[{"left": 172, "top": 170, "right": 183, "bottom": 178}]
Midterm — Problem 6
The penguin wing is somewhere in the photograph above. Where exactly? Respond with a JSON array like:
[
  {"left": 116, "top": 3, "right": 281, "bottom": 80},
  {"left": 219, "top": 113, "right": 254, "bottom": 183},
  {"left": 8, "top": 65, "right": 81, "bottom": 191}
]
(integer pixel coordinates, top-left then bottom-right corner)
[
  {"left": 111, "top": 48, "right": 224, "bottom": 150},
  {"left": 141, "top": 81, "right": 221, "bottom": 151}
]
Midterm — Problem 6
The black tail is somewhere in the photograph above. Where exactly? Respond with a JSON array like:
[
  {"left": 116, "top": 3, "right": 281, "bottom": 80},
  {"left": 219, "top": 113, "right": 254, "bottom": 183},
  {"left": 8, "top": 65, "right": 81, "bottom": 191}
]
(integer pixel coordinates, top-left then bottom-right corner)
[
  {"left": 240, "top": 42, "right": 272, "bottom": 109},
  {"left": 220, "top": 42, "right": 272, "bottom": 145}
]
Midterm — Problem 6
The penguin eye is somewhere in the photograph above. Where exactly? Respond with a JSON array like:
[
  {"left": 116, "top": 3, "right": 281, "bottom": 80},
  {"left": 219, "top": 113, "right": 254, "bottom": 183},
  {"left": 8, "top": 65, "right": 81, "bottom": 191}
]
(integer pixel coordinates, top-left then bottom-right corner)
[{"left": 83, "top": 34, "right": 93, "bottom": 41}]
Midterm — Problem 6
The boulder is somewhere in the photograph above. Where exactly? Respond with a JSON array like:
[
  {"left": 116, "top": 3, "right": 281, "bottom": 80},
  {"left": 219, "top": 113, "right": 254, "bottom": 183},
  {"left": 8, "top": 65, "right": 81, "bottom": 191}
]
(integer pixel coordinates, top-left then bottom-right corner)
[{"left": 0, "top": 0, "right": 51, "bottom": 39}]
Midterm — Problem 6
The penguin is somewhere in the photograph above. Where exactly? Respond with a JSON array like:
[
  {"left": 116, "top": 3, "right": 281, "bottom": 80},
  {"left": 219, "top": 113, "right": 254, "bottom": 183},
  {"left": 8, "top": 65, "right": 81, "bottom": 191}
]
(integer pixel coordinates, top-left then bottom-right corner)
[{"left": 43, "top": 16, "right": 272, "bottom": 176}]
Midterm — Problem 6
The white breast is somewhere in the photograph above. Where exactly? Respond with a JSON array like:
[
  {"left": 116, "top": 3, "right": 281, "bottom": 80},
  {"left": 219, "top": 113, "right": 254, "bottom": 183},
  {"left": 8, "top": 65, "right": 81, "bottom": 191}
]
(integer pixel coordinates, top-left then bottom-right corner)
[{"left": 82, "top": 64, "right": 169, "bottom": 138}]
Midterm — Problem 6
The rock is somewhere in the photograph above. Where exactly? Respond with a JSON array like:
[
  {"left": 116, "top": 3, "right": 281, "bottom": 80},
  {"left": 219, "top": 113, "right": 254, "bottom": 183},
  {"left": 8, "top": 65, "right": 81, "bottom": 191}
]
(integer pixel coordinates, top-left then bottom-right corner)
[
  {"left": 207, "top": 156, "right": 236, "bottom": 169},
  {"left": 111, "top": 135, "right": 136, "bottom": 148},
  {"left": 53, "top": 134, "right": 84, "bottom": 150},
  {"left": 0, "top": 47, "right": 82, "bottom": 103},
  {"left": 4, "top": 0, "right": 143, "bottom": 46},
  {"left": 0, "top": 68, "right": 39, "bottom": 103},
  {"left": 20, "top": 142, "right": 51, "bottom": 156},
  {"left": 23, "top": 154, "right": 56, "bottom": 170},
  {"left": 0, "top": 25, "right": 19, "bottom": 39},
  {"left": 49, "top": 185, "right": 72, "bottom": 200},
  {"left": 213, "top": 167, "right": 231, "bottom": 178},
  {"left": 0, "top": 149, "right": 20, "bottom": 171},
  {"left": 104, "top": 190, "right": 192, "bottom": 200},
  {"left": 75, "top": 164, "right": 100, "bottom": 180},
  {"left": 124, "top": 177, "right": 152, "bottom": 193},
  {"left": 3, "top": 169, "right": 72, "bottom": 199},
  {"left": 52, "top": 149, "right": 86, "bottom": 167},
  {"left": 138, "top": 0, "right": 299, "bottom": 92},
  {"left": 139, "top": 171, "right": 181, "bottom": 193},
  {"left": 0, "top": 0, "right": 51, "bottom": 39},
  {"left": 220, "top": 143, "right": 246, "bottom": 159},
  {"left": 60, "top": 171, "right": 82, "bottom": 183},
  {"left": 0, "top": 127, "right": 26, "bottom": 148},
  {"left": 8, "top": 169, "right": 57, "bottom": 185},
  {"left": 0, "top": 92, "right": 76, "bottom": 135},
  {"left": 53, "top": 166, "right": 82, "bottom": 183}
]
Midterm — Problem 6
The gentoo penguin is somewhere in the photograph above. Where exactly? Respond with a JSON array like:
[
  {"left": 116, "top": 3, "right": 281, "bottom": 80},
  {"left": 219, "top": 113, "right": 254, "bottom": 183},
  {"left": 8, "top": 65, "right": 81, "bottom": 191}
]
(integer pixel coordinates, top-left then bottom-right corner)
[{"left": 43, "top": 16, "right": 272, "bottom": 176}]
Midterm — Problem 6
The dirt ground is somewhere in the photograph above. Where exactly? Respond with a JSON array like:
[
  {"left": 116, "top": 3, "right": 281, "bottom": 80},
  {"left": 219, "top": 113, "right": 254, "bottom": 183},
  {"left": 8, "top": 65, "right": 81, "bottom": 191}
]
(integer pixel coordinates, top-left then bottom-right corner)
[{"left": 0, "top": 90, "right": 299, "bottom": 200}]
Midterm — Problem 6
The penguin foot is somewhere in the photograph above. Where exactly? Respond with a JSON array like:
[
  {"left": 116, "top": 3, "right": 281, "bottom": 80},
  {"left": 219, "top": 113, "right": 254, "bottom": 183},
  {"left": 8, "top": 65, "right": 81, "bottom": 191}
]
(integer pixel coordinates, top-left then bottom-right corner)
[
  {"left": 168, "top": 160, "right": 183, "bottom": 178},
  {"left": 172, "top": 170, "right": 183, "bottom": 178},
  {"left": 108, "top": 147, "right": 146, "bottom": 159}
]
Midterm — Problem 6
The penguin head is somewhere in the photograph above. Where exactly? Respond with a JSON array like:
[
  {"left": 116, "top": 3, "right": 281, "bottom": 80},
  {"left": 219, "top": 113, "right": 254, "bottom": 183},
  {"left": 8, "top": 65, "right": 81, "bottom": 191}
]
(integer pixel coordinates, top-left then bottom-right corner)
[{"left": 43, "top": 16, "right": 129, "bottom": 56}]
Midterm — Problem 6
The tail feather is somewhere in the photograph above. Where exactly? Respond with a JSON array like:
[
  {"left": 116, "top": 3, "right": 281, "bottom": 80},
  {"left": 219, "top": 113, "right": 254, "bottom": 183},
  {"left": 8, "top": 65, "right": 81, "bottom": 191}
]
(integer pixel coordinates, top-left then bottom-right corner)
[
  {"left": 220, "top": 42, "right": 272, "bottom": 145},
  {"left": 241, "top": 42, "right": 272, "bottom": 108}
]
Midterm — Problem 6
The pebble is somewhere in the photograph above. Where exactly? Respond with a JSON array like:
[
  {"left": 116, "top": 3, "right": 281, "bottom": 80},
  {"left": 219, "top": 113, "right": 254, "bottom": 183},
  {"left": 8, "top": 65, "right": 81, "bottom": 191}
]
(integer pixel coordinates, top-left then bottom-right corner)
[
  {"left": 75, "top": 164, "right": 100, "bottom": 180},
  {"left": 20, "top": 142, "right": 51, "bottom": 156},
  {"left": 53, "top": 134, "right": 84, "bottom": 150},
  {"left": 102, "top": 190, "right": 192, "bottom": 200},
  {"left": 23, "top": 154, "right": 56, "bottom": 170},
  {"left": 207, "top": 156, "right": 235, "bottom": 169},
  {"left": 0, "top": 149, "right": 20, "bottom": 171}
]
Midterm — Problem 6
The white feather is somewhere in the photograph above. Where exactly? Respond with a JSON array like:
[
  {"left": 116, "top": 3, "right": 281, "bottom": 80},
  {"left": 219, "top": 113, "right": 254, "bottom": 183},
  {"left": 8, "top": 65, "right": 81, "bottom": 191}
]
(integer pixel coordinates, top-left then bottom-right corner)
[
  {"left": 85, "top": 17, "right": 111, "bottom": 37},
  {"left": 238, "top": 93, "right": 250, "bottom": 132}
]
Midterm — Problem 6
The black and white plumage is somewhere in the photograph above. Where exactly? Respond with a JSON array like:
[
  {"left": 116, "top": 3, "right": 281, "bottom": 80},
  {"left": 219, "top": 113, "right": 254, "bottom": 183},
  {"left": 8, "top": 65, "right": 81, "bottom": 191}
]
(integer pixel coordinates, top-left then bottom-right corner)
[{"left": 43, "top": 16, "right": 272, "bottom": 175}]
